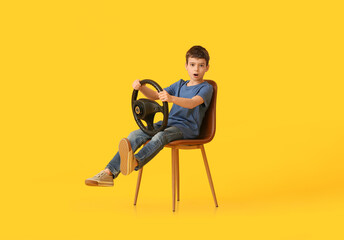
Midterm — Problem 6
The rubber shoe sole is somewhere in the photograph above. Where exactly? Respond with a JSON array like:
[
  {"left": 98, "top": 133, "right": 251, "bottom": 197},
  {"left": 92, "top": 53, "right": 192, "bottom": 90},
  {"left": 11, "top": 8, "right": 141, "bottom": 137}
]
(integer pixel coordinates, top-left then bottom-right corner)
[
  {"left": 85, "top": 179, "right": 114, "bottom": 187},
  {"left": 119, "top": 138, "right": 138, "bottom": 175}
]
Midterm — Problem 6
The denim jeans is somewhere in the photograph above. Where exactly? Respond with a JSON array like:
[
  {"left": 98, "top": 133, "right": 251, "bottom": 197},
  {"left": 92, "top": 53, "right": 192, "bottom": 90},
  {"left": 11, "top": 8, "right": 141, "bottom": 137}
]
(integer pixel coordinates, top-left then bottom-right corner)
[{"left": 106, "top": 126, "right": 184, "bottom": 177}]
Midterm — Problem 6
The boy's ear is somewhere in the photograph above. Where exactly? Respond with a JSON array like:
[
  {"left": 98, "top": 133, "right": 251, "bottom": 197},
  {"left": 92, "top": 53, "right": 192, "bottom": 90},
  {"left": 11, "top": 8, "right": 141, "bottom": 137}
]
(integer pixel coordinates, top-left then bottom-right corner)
[
  {"left": 185, "top": 62, "right": 188, "bottom": 69},
  {"left": 206, "top": 64, "right": 210, "bottom": 71}
]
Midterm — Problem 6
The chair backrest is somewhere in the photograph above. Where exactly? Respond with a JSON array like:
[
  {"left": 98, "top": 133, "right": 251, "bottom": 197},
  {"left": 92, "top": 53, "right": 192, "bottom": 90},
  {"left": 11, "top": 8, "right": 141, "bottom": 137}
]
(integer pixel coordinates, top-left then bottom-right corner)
[{"left": 198, "top": 80, "right": 217, "bottom": 143}]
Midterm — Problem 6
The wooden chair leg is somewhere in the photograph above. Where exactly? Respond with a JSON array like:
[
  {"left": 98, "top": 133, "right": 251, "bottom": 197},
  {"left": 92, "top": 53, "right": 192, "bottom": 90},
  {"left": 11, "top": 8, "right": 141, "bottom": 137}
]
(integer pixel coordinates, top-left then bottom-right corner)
[
  {"left": 200, "top": 145, "right": 219, "bottom": 207},
  {"left": 134, "top": 167, "right": 143, "bottom": 205},
  {"left": 171, "top": 148, "right": 178, "bottom": 211},
  {"left": 175, "top": 149, "right": 180, "bottom": 201}
]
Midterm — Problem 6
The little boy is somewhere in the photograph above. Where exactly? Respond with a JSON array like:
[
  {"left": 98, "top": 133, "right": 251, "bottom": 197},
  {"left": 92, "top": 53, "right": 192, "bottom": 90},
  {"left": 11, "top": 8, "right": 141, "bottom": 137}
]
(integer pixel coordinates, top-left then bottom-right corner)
[{"left": 85, "top": 45, "right": 213, "bottom": 186}]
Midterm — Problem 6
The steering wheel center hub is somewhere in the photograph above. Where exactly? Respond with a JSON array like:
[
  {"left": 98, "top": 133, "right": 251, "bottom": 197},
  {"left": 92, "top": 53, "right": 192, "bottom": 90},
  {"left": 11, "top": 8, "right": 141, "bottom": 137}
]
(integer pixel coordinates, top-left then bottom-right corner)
[{"left": 135, "top": 106, "right": 141, "bottom": 115}]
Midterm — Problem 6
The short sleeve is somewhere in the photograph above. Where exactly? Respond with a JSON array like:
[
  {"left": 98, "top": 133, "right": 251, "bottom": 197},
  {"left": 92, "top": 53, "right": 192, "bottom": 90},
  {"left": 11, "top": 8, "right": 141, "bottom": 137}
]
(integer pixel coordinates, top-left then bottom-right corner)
[
  {"left": 197, "top": 84, "right": 213, "bottom": 108},
  {"left": 164, "top": 79, "right": 183, "bottom": 96}
]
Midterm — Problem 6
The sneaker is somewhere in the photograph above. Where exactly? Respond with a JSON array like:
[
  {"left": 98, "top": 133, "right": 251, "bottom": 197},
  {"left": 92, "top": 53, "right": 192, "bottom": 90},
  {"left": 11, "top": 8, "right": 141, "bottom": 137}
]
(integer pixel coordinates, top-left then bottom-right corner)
[
  {"left": 85, "top": 170, "right": 114, "bottom": 186},
  {"left": 119, "top": 138, "right": 138, "bottom": 175}
]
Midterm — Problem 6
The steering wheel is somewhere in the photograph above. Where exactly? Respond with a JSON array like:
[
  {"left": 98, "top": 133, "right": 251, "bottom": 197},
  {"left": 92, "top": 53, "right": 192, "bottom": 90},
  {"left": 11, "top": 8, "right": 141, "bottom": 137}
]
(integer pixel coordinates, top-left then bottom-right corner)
[{"left": 132, "top": 79, "right": 169, "bottom": 136}]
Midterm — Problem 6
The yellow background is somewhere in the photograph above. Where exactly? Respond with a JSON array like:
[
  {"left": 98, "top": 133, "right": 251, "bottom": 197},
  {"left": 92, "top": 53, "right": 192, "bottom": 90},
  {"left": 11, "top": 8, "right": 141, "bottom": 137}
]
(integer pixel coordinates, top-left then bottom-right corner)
[{"left": 1, "top": 0, "right": 343, "bottom": 239}]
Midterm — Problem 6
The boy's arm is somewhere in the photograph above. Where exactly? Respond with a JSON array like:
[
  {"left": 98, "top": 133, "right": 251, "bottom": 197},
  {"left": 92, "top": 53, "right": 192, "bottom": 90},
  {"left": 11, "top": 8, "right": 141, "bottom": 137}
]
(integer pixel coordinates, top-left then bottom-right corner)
[
  {"left": 133, "top": 79, "right": 159, "bottom": 100},
  {"left": 140, "top": 85, "right": 159, "bottom": 100},
  {"left": 158, "top": 90, "right": 204, "bottom": 109}
]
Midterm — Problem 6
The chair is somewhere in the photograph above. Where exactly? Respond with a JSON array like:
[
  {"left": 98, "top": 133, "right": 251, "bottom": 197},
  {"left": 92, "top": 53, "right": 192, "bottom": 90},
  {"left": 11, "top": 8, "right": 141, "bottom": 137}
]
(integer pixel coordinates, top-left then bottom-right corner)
[{"left": 133, "top": 80, "right": 218, "bottom": 211}]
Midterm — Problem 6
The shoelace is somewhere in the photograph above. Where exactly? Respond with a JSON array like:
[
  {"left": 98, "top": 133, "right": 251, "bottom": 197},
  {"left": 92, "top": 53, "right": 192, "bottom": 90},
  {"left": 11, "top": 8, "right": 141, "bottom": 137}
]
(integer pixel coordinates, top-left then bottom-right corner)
[{"left": 95, "top": 171, "right": 106, "bottom": 178}]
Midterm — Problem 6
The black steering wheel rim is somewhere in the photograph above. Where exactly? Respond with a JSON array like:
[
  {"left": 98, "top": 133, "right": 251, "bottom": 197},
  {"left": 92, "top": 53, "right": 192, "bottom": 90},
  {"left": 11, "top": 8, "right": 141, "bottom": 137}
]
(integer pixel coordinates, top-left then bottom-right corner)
[{"left": 131, "top": 79, "right": 169, "bottom": 136}]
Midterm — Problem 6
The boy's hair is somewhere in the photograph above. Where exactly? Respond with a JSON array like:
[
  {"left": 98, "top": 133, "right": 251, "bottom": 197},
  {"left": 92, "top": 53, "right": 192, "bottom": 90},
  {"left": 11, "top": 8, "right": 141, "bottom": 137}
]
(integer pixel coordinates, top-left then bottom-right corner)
[{"left": 186, "top": 45, "right": 210, "bottom": 66}]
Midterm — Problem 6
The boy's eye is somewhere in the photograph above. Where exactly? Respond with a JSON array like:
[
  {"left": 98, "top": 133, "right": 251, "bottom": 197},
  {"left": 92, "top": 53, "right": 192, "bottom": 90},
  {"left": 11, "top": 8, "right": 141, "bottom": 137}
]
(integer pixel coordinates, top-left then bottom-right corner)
[
  {"left": 191, "top": 64, "right": 195, "bottom": 66},
  {"left": 200, "top": 65, "right": 204, "bottom": 67}
]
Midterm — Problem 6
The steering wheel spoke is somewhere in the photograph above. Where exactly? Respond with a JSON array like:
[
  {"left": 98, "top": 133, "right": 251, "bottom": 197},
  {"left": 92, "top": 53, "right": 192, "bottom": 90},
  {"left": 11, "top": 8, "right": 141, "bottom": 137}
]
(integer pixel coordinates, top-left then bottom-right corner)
[
  {"left": 156, "top": 104, "right": 164, "bottom": 113},
  {"left": 143, "top": 114, "right": 156, "bottom": 131}
]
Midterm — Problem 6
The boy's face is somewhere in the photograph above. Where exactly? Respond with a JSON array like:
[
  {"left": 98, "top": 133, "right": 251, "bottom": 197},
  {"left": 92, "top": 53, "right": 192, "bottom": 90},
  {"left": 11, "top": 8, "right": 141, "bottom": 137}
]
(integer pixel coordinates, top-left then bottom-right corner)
[{"left": 185, "top": 57, "right": 209, "bottom": 82}]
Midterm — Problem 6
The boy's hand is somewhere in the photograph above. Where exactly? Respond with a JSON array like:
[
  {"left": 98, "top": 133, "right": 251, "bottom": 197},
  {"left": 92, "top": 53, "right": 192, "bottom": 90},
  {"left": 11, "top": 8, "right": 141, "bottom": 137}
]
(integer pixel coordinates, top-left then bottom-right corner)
[
  {"left": 132, "top": 79, "right": 141, "bottom": 90},
  {"left": 158, "top": 90, "right": 173, "bottom": 103}
]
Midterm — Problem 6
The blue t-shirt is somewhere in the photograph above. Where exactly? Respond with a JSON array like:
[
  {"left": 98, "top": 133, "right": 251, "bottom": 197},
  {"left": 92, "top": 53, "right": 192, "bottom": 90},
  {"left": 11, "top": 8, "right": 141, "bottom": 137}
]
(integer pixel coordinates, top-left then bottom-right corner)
[{"left": 156, "top": 79, "right": 213, "bottom": 139}]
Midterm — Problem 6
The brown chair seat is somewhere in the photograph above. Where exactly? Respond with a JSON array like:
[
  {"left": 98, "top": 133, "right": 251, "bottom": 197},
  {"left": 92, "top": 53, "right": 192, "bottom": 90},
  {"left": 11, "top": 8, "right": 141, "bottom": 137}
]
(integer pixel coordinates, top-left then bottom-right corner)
[{"left": 165, "top": 139, "right": 210, "bottom": 147}]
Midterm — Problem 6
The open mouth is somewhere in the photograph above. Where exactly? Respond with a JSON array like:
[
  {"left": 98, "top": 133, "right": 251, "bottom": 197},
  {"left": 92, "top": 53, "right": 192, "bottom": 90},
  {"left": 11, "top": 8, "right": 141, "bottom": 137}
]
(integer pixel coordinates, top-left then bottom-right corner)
[{"left": 193, "top": 74, "right": 199, "bottom": 77}]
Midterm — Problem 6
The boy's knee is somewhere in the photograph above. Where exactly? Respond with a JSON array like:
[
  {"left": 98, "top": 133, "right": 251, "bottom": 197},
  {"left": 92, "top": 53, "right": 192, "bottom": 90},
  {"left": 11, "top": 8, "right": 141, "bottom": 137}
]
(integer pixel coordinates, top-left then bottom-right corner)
[
  {"left": 128, "top": 129, "right": 142, "bottom": 140},
  {"left": 127, "top": 131, "right": 135, "bottom": 140}
]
